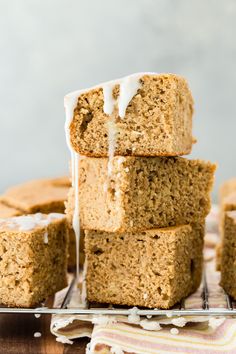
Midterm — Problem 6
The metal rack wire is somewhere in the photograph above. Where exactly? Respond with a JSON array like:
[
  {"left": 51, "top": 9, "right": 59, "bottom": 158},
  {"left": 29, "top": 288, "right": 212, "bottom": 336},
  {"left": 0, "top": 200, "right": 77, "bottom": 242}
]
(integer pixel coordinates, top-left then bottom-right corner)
[{"left": 1, "top": 268, "right": 236, "bottom": 317}]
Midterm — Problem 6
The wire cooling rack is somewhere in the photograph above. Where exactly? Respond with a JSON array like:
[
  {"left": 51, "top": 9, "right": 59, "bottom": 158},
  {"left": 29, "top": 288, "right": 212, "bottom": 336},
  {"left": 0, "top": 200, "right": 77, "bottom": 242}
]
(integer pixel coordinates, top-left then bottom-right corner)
[{"left": 1, "top": 269, "right": 236, "bottom": 317}]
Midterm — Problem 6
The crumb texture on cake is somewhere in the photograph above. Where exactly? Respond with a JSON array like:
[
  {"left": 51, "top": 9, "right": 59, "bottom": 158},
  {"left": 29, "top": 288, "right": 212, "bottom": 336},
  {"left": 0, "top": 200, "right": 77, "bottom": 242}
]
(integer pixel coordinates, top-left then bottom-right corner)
[
  {"left": 85, "top": 223, "right": 204, "bottom": 309},
  {"left": 0, "top": 214, "right": 68, "bottom": 307},
  {"left": 68, "top": 73, "right": 194, "bottom": 157},
  {"left": 67, "top": 156, "right": 215, "bottom": 232}
]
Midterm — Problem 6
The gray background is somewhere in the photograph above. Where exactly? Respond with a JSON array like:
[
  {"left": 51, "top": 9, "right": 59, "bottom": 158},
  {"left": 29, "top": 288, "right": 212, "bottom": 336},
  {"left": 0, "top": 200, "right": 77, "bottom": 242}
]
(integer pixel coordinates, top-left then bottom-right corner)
[{"left": 0, "top": 0, "right": 235, "bottom": 201}]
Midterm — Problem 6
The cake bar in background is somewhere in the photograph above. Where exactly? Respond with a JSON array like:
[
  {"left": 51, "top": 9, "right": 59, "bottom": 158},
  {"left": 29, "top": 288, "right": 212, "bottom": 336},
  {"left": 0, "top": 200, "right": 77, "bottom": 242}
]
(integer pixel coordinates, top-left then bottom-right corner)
[
  {"left": 0, "top": 213, "right": 68, "bottom": 307},
  {"left": 0, "top": 176, "right": 78, "bottom": 269},
  {"left": 1, "top": 176, "right": 70, "bottom": 214},
  {"left": 220, "top": 211, "right": 236, "bottom": 299}
]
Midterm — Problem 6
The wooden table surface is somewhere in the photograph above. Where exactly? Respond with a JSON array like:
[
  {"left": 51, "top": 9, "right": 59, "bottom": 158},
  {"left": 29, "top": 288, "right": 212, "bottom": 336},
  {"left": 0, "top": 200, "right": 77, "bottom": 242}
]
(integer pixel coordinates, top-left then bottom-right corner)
[{"left": 0, "top": 314, "right": 89, "bottom": 354}]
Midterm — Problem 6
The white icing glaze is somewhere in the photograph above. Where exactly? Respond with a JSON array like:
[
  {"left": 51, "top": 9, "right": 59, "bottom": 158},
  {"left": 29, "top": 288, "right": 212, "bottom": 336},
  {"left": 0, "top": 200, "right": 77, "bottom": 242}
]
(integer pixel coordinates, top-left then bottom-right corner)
[
  {"left": 64, "top": 72, "right": 157, "bottom": 123},
  {"left": 106, "top": 118, "right": 118, "bottom": 177},
  {"left": 0, "top": 213, "right": 64, "bottom": 232},
  {"left": 44, "top": 231, "right": 48, "bottom": 244},
  {"left": 117, "top": 74, "right": 142, "bottom": 118},
  {"left": 85, "top": 342, "right": 91, "bottom": 354},
  {"left": 81, "top": 256, "right": 87, "bottom": 305}
]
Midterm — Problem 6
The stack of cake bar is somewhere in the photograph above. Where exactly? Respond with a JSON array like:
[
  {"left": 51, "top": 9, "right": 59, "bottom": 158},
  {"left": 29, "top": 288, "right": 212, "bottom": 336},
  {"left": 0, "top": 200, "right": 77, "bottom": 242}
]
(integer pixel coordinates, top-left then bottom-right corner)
[{"left": 66, "top": 73, "right": 216, "bottom": 309}]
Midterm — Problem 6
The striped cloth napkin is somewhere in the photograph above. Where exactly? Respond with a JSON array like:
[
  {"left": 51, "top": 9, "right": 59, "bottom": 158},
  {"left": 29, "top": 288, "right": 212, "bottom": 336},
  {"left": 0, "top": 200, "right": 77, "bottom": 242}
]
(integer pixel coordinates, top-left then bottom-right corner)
[{"left": 51, "top": 206, "right": 236, "bottom": 353}]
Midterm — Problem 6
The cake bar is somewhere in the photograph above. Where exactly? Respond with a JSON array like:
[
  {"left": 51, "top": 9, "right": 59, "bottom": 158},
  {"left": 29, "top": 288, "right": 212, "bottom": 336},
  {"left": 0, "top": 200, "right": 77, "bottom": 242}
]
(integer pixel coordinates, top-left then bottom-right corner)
[
  {"left": 220, "top": 211, "right": 236, "bottom": 299},
  {"left": 66, "top": 73, "right": 195, "bottom": 157},
  {"left": 67, "top": 156, "right": 215, "bottom": 232},
  {"left": 1, "top": 177, "right": 70, "bottom": 214},
  {"left": 85, "top": 223, "right": 204, "bottom": 309},
  {"left": 1, "top": 176, "right": 77, "bottom": 268},
  {"left": 0, "top": 213, "right": 68, "bottom": 307}
]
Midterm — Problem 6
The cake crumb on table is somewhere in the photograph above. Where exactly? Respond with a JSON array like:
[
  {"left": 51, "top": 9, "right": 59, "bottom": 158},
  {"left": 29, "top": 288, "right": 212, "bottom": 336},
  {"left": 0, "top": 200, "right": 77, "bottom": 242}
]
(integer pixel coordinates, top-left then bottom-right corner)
[
  {"left": 170, "top": 328, "right": 179, "bottom": 335},
  {"left": 34, "top": 332, "right": 41, "bottom": 338}
]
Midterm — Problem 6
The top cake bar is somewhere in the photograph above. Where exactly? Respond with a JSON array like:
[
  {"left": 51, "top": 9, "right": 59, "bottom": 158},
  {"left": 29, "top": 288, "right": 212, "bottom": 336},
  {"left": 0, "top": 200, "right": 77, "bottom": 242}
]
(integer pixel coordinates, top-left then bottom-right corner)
[{"left": 65, "top": 73, "right": 195, "bottom": 157}]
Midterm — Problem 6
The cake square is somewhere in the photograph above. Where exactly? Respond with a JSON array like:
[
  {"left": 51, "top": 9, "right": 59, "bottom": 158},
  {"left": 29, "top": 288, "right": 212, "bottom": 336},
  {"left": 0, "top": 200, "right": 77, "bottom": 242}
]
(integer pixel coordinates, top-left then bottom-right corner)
[
  {"left": 0, "top": 213, "right": 68, "bottom": 307},
  {"left": 85, "top": 223, "right": 204, "bottom": 309},
  {"left": 0, "top": 199, "right": 21, "bottom": 218},
  {"left": 220, "top": 211, "right": 236, "bottom": 298},
  {"left": 217, "top": 190, "right": 236, "bottom": 270},
  {"left": 0, "top": 176, "right": 77, "bottom": 268},
  {"left": 66, "top": 73, "right": 195, "bottom": 157},
  {"left": 67, "top": 156, "right": 215, "bottom": 232},
  {"left": 1, "top": 177, "right": 70, "bottom": 214}
]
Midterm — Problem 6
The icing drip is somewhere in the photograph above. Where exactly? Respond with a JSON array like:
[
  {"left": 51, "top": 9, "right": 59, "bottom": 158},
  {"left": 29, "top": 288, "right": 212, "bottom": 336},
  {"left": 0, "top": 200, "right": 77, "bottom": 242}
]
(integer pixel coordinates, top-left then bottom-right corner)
[
  {"left": 106, "top": 117, "right": 117, "bottom": 177},
  {"left": 72, "top": 153, "right": 80, "bottom": 282},
  {"left": 64, "top": 94, "right": 81, "bottom": 285},
  {"left": 44, "top": 231, "right": 48, "bottom": 244},
  {"left": 118, "top": 74, "right": 142, "bottom": 118},
  {"left": 102, "top": 81, "right": 117, "bottom": 177},
  {"left": 101, "top": 73, "right": 147, "bottom": 179},
  {"left": 64, "top": 72, "right": 157, "bottom": 299}
]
